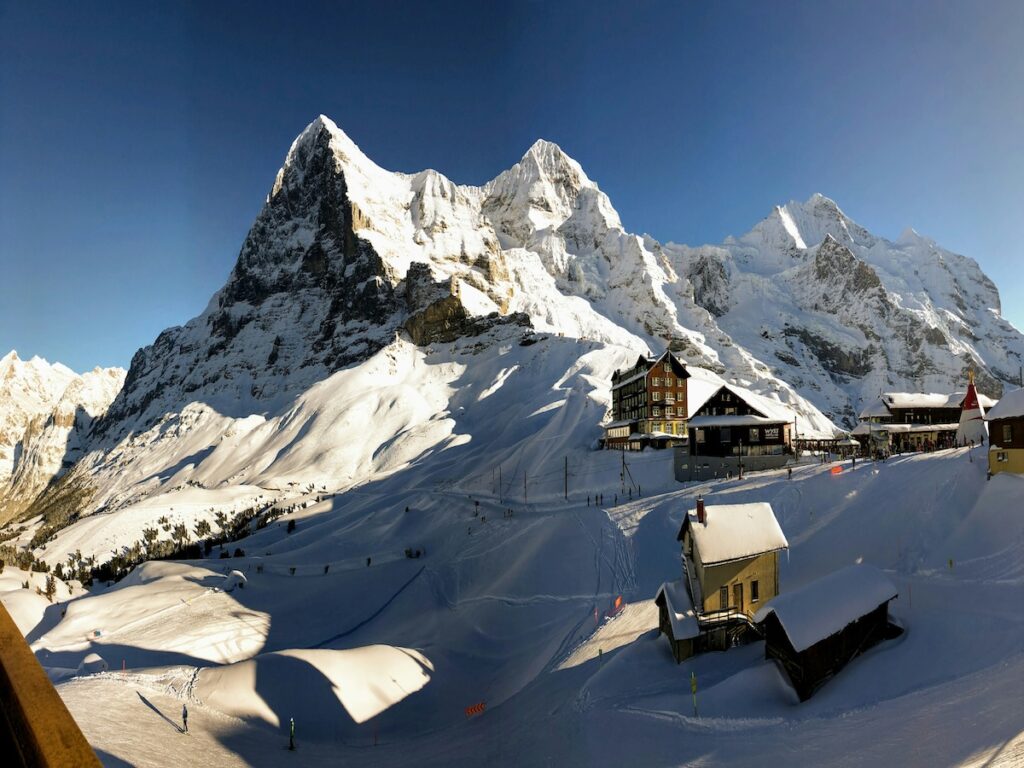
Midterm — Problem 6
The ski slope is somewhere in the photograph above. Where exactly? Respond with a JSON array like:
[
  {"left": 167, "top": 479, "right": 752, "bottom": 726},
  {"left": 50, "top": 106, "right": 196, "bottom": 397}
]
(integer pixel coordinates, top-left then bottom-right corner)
[{"left": 5, "top": 443, "right": 1023, "bottom": 766}]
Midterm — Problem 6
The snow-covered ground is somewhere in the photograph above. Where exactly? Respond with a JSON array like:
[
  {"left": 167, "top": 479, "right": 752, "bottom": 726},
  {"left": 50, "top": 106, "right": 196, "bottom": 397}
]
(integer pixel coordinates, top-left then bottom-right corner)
[{"left": 5, "top": 444, "right": 1022, "bottom": 766}]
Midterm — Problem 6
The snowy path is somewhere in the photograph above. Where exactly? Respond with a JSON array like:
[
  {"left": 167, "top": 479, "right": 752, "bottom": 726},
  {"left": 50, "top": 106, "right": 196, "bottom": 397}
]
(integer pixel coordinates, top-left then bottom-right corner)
[{"left": 21, "top": 450, "right": 1024, "bottom": 766}]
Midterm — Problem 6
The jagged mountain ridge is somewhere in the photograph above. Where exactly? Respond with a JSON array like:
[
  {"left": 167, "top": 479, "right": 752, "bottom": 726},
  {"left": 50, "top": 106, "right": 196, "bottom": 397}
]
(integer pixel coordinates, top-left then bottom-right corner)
[
  {"left": 0, "top": 353, "right": 124, "bottom": 522},
  {"left": 96, "top": 117, "right": 845, "bottom": 441},
  {"left": 667, "top": 193, "right": 1022, "bottom": 424},
  {"left": 14, "top": 115, "right": 1024, "bottom": 540},
  {"left": 104, "top": 116, "right": 1021, "bottom": 436}
]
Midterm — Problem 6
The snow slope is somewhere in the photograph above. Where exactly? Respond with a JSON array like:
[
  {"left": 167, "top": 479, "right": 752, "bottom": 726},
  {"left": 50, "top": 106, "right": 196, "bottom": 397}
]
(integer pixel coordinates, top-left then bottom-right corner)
[{"left": 17, "top": 447, "right": 1023, "bottom": 767}]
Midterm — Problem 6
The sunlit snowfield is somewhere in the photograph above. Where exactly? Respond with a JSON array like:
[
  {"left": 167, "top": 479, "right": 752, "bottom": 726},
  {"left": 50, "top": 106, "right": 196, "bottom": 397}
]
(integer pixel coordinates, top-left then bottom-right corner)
[{"left": 6, "top": 444, "right": 1023, "bottom": 767}]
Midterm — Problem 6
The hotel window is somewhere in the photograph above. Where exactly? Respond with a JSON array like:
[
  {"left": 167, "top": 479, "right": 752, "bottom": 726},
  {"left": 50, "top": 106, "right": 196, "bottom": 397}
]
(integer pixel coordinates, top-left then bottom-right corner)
[
  {"left": 719, "top": 586, "right": 729, "bottom": 610},
  {"left": 652, "top": 391, "right": 661, "bottom": 401},
  {"left": 653, "top": 407, "right": 661, "bottom": 417},
  {"left": 998, "top": 451, "right": 1008, "bottom": 463},
  {"left": 665, "top": 406, "right": 673, "bottom": 417},
  {"left": 653, "top": 376, "right": 661, "bottom": 386},
  {"left": 664, "top": 362, "right": 671, "bottom": 372},
  {"left": 749, "top": 427, "right": 759, "bottom": 442},
  {"left": 1003, "top": 424, "right": 1013, "bottom": 443},
  {"left": 664, "top": 376, "right": 674, "bottom": 387},
  {"left": 751, "top": 580, "right": 759, "bottom": 602}
]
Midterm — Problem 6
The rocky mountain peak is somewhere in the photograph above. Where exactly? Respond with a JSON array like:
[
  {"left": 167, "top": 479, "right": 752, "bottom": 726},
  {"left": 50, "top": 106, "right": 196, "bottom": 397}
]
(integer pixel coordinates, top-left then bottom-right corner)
[{"left": 520, "top": 139, "right": 585, "bottom": 180}]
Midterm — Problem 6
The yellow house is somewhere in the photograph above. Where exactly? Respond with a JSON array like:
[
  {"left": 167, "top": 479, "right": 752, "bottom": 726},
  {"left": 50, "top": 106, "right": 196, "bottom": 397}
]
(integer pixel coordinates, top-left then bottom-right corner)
[
  {"left": 677, "top": 497, "right": 788, "bottom": 621},
  {"left": 987, "top": 389, "right": 1024, "bottom": 476}
]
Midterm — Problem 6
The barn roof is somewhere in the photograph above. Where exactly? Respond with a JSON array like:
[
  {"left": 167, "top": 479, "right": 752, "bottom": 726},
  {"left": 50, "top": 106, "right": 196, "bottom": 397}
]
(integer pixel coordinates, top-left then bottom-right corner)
[
  {"left": 683, "top": 368, "right": 727, "bottom": 417},
  {"left": 611, "top": 350, "right": 690, "bottom": 391},
  {"left": 753, "top": 564, "right": 897, "bottom": 653},
  {"left": 987, "top": 388, "right": 1024, "bottom": 421},
  {"left": 654, "top": 579, "right": 699, "bottom": 640},
  {"left": 688, "top": 414, "right": 789, "bottom": 428},
  {"left": 862, "top": 391, "right": 998, "bottom": 417},
  {"left": 682, "top": 502, "right": 788, "bottom": 565}
]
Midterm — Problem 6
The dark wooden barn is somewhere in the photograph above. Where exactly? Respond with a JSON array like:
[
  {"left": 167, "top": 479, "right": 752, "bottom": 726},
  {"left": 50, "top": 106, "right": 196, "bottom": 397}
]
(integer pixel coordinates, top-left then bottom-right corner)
[
  {"left": 753, "top": 565, "right": 900, "bottom": 701},
  {"left": 654, "top": 580, "right": 699, "bottom": 663}
]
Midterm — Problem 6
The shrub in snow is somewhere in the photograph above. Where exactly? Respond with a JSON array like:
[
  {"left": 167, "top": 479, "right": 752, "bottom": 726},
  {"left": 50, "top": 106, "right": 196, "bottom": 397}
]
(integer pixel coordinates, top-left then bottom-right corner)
[{"left": 222, "top": 570, "right": 247, "bottom": 592}]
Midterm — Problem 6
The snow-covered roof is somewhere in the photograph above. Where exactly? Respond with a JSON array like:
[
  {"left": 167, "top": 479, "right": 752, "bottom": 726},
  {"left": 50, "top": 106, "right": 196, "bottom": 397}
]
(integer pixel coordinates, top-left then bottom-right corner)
[
  {"left": 737, "top": 387, "right": 798, "bottom": 423},
  {"left": 603, "top": 419, "right": 636, "bottom": 429},
  {"left": 858, "top": 398, "right": 892, "bottom": 419},
  {"left": 855, "top": 422, "right": 958, "bottom": 434},
  {"left": 627, "top": 431, "right": 683, "bottom": 441},
  {"left": 987, "top": 388, "right": 1024, "bottom": 421},
  {"left": 611, "top": 367, "right": 651, "bottom": 390},
  {"left": 688, "top": 414, "right": 789, "bottom": 428},
  {"left": 877, "top": 391, "right": 997, "bottom": 411},
  {"left": 610, "top": 351, "right": 688, "bottom": 391},
  {"left": 753, "top": 564, "right": 897, "bottom": 653},
  {"left": 683, "top": 368, "right": 727, "bottom": 418},
  {"left": 655, "top": 579, "right": 699, "bottom": 640},
  {"left": 684, "top": 371, "right": 797, "bottom": 426},
  {"left": 686, "top": 502, "right": 789, "bottom": 566}
]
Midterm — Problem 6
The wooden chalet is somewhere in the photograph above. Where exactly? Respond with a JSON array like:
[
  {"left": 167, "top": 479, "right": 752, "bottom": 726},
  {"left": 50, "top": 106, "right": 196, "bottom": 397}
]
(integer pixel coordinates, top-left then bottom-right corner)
[
  {"left": 604, "top": 351, "right": 690, "bottom": 450},
  {"left": 659, "top": 497, "right": 788, "bottom": 659},
  {"left": 675, "top": 382, "right": 795, "bottom": 480},
  {"left": 853, "top": 390, "right": 997, "bottom": 453},
  {"left": 987, "top": 388, "right": 1024, "bottom": 476},
  {"left": 754, "top": 564, "right": 900, "bottom": 701}
]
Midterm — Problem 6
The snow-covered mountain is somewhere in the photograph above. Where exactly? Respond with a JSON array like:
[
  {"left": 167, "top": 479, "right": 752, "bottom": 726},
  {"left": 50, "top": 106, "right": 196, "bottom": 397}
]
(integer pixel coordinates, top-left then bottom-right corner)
[
  {"left": 0, "top": 351, "right": 78, "bottom": 486},
  {"left": 0, "top": 353, "right": 125, "bottom": 524},
  {"left": 92, "top": 118, "right": 847, "bottom": 437},
  {"left": 11, "top": 116, "right": 1024, "bottom": 556},
  {"left": 666, "top": 193, "right": 1023, "bottom": 424}
]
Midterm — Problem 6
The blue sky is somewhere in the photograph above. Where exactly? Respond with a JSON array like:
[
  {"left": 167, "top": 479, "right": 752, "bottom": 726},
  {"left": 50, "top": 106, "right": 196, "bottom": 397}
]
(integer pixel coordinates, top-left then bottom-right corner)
[{"left": 2, "top": 1, "right": 1022, "bottom": 372}]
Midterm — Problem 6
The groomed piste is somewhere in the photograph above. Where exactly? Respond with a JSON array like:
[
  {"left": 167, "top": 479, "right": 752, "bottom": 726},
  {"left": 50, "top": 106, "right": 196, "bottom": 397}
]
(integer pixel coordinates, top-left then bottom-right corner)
[{"left": 9, "top": 413, "right": 1024, "bottom": 766}]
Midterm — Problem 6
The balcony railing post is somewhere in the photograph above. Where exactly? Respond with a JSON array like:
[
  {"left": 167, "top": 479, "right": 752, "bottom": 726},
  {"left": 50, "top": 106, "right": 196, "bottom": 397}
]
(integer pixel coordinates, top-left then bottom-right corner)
[{"left": 0, "top": 602, "right": 102, "bottom": 767}]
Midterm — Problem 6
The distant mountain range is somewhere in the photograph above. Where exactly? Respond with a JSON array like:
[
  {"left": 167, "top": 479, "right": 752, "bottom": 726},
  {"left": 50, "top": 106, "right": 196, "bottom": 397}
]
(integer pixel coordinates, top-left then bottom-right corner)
[
  {"left": 3, "top": 115, "right": 1022, "bottom": 552},
  {"left": 0, "top": 352, "right": 123, "bottom": 523}
]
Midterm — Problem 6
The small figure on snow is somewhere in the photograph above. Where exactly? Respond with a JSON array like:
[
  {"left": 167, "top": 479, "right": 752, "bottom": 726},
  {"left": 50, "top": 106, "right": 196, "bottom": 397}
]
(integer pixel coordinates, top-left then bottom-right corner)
[
  {"left": 182, "top": 703, "right": 188, "bottom": 733},
  {"left": 289, "top": 717, "right": 296, "bottom": 750}
]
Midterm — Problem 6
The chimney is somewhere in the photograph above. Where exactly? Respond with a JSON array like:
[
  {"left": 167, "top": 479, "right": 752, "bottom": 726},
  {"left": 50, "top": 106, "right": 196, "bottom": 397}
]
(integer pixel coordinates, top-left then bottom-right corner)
[{"left": 696, "top": 495, "right": 705, "bottom": 525}]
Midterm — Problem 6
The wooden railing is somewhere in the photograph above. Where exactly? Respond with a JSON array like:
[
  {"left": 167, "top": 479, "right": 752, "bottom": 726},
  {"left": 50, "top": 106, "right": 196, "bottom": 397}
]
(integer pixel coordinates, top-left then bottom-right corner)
[{"left": 0, "top": 602, "right": 101, "bottom": 767}]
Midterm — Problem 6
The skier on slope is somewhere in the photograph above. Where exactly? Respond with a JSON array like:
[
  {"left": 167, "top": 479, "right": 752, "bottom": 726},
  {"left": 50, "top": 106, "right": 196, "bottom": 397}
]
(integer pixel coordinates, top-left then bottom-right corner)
[{"left": 182, "top": 703, "right": 188, "bottom": 733}]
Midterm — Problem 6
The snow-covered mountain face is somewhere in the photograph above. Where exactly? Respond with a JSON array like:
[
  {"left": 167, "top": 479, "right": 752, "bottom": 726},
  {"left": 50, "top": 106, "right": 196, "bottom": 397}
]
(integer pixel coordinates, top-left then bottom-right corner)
[
  {"left": 0, "top": 351, "right": 77, "bottom": 484},
  {"left": 0, "top": 352, "right": 124, "bottom": 523},
  {"left": 95, "top": 117, "right": 836, "bottom": 442},
  {"left": 666, "top": 194, "right": 1023, "bottom": 425},
  {"left": 15, "top": 115, "right": 1023, "bottom": 552}
]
